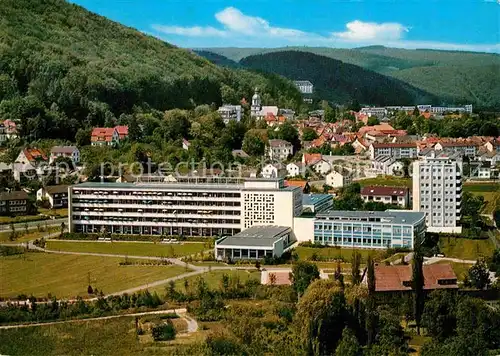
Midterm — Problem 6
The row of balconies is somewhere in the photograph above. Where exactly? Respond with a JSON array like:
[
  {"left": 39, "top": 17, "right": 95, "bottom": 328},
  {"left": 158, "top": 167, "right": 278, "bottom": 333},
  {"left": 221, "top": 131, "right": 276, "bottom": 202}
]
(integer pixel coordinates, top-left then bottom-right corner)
[{"left": 72, "top": 220, "right": 241, "bottom": 228}]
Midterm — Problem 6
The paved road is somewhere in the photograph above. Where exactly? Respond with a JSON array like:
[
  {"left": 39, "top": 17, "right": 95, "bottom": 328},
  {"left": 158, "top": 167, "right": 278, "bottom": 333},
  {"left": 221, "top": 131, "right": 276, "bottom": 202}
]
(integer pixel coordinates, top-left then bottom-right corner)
[
  {"left": 0, "top": 308, "right": 187, "bottom": 330},
  {"left": 424, "top": 256, "right": 476, "bottom": 265}
]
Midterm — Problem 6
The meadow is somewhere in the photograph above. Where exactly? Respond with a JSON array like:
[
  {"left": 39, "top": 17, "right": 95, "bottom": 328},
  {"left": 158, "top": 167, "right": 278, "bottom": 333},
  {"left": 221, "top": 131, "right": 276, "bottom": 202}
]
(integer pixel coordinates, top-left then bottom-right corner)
[
  {"left": 46, "top": 240, "right": 208, "bottom": 258},
  {"left": 0, "top": 252, "right": 186, "bottom": 299},
  {"left": 438, "top": 235, "right": 495, "bottom": 261}
]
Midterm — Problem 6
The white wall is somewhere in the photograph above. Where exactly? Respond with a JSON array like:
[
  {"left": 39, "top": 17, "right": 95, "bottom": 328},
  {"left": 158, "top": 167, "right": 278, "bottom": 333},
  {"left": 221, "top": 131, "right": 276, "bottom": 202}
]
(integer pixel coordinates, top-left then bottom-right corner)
[{"left": 293, "top": 217, "right": 314, "bottom": 242}]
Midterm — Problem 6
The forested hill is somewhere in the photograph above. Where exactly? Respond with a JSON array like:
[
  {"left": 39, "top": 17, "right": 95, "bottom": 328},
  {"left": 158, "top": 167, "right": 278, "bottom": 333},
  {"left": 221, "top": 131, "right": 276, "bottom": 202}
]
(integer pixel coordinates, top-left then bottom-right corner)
[
  {"left": 0, "top": 0, "right": 301, "bottom": 141},
  {"left": 193, "top": 50, "right": 242, "bottom": 69},
  {"left": 202, "top": 46, "right": 500, "bottom": 109},
  {"left": 240, "top": 51, "right": 437, "bottom": 106}
]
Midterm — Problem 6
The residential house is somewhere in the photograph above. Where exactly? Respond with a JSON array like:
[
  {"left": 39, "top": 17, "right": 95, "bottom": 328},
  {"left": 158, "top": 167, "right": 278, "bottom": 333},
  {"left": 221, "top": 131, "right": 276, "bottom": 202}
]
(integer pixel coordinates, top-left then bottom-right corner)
[
  {"left": 91, "top": 127, "right": 118, "bottom": 146},
  {"left": 0, "top": 190, "right": 30, "bottom": 216},
  {"left": 361, "top": 186, "right": 410, "bottom": 208},
  {"left": 264, "top": 113, "right": 286, "bottom": 127},
  {"left": 434, "top": 140, "right": 480, "bottom": 158},
  {"left": 358, "top": 123, "right": 395, "bottom": 136},
  {"left": 1, "top": 119, "right": 17, "bottom": 140},
  {"left": 326, "top": 171, "right": 352, "bottom": 188},
  {"left": 484, "top": 138, "right": 500, "bottom": 154},
  {"left": 284, "top": 180, "right": 311, "bottom": 193},
  {"left": 372, "top": 156, "right": 404, "bottom": 175},
  {"left": 14, "top": 148, "right": 49, "bottom": 181},
  {"left": 369, "top": 142, "right": 418, "bottom": 160},
  {"left": 352, "top": 137, "right": 369, "bottom": 154},
  {"left": 294, "top": 80, "right": 313, "bottom": 94},
  {"left": 260, "top": 106, "right": 279, "bottom": 117},
  {"left": 367, "top": 264, "right": 458, "bottom": 293},
  {"left": 37, "top": 185, "right": 69, "bottom": 208},
  {"left": 360, "top": 107, "right": 387, "bottom": 117},
  {"left": 218, "top": 105, "right": 242, "bottom": 123},
  {"left": 16, "top": 148, "right": 48, "bottom": 167},
  {"left": 115, "top": 126, "right": 129, "bottom": 140},
  {"left": 50, "top": 146, "right": 80, "bottom": 164},
  {"left": 268, "top": 139, "right": 293, "bottom": 161},
  {"left": 232, "top": 149, "right": 249, "bottom": 159},
  {"left": 286, "top": 162, "right": 305, "bottom": 177},
  {"left": 261, "top": 163, "right": 286, "bottom": 178}
]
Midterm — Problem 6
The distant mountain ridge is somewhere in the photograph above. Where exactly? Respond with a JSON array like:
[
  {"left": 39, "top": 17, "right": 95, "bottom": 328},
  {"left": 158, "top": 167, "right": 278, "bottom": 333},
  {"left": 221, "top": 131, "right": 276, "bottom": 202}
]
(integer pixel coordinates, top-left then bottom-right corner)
[{"left": 198, "top": 46, "right": 500, "bottom": 109}]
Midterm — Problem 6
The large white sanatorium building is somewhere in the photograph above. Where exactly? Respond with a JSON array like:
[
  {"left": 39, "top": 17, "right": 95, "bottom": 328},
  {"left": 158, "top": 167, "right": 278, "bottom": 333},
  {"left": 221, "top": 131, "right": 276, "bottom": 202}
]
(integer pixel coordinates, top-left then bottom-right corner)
[
  {"left": 412, "top": 155, "right": 463, "bottom": 233},
  {"left": 69, "top": 178, "right": 303, "bottom": 237}
]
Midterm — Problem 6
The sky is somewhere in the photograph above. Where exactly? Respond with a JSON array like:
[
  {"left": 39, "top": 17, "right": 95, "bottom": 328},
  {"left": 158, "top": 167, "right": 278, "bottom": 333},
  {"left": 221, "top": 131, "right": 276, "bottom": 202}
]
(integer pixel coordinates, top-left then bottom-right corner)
[{"left": 72, "top": 0, "right": 500, "bottom": 52}]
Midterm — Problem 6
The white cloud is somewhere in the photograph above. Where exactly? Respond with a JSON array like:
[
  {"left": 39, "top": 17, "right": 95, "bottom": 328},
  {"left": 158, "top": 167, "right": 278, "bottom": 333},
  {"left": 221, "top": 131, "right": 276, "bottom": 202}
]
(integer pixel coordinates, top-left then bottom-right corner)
[
  {"left": 151, "top": 25, "right": 226, "bottom": 37},
  {"left": 150, "top": 7, "right": 499, "bottom": 53},
  {"left": 332, "top": 20, "right": 409, "bottom": 41}
]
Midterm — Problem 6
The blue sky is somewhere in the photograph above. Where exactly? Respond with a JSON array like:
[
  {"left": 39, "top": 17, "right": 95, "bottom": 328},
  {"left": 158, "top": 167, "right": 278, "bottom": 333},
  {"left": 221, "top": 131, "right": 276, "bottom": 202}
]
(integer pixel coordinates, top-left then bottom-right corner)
[{"left": 72, "top": 0, "right": 499, "bottom": 52}]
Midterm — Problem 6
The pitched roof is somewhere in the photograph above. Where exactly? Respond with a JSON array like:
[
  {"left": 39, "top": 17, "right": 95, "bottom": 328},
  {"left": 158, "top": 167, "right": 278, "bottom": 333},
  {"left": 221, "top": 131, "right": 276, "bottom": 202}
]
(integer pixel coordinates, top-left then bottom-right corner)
[
  {"left": 358, "top": 123, "right": 394, "bottom": 135},
  {"left": 372, "top": 142, "right": 417, "bottom": 149},
  {"left": 269, "top": 139, "right": 292, "bottom": 147},
  {"left": 23, "top": 148, "right": 47, "bottom": 162},
  {"left": 374, "top": 264, "right": 458, "bottom": 292},
  {"left": 361, "top": 186, "right": 408, "bottom": 197},
  {"left": 114, "top": 125, "right": 128, "bottom": 136},
  {"left": 91, "top": 128, "right": 115, "bottom": 142},
  {"left": 303, "top": 153, "right": 322, "bottom": 165},
  {"left": 51, "top": 146, "right": 78, "bottom": 154},
  {"left": 44, "top": 185, "right": 70, "bottom": 195},
  {"left": 284, "top": 180, "right": 309, "bottom": 190},
  {"left": 0, "top": 190, "right": 29, "bottom": 201}
]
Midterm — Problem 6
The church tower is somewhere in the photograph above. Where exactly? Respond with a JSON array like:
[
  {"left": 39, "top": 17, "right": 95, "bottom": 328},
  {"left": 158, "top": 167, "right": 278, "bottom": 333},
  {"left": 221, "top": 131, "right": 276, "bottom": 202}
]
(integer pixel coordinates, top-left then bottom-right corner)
[{"left": 251, "top": 87, "right": 261, "bottom": 117}]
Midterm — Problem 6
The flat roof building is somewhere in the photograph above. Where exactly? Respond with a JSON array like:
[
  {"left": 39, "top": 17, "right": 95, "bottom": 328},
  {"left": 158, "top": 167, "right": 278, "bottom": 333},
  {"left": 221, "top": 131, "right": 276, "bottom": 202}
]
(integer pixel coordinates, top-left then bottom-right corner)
[
  {"left": 302, "top": 194, "right": 333, "bottom": 213},
  {"left": 293, "top": 210, "right": 426, "bottom": 249},
  {"left": 215, "top": 225, "right": 295, "bottom": 260},
  {"left": 69, "top": 178, "right": 303, "bottom": 237}
]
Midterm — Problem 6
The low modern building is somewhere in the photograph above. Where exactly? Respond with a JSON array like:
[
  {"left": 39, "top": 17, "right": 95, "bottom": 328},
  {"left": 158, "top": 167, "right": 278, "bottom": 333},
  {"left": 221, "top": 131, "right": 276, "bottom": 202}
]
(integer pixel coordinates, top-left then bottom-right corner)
[
  {"left": 294, "top": 80, "right": 313, "bottom": 94},
  {"left": 68, "top": 178, "right": 303, "bottom": 237},
  {"left": 302, "top": 194, "right": 333, "bottom": 213},
  {"left": 294, "top": 210, "right": 426, "bottom": 249},
  {"left": 369, "top": 142, "right": 418, "bottom": 160},
  {"left": 361, "top": 186, "right": 410, "bottom": 208},
  {"left": 37, "top": 185, "right": 70, "bottom": 208},
  {"left": 0, "top": 190, "right": 30, "bottom": 216},
  {"left": 215, "top": 225, "right": 295, "bottom": 260},
  {"left": 371, "top": 155, "right": 404, "bottom": 175}
]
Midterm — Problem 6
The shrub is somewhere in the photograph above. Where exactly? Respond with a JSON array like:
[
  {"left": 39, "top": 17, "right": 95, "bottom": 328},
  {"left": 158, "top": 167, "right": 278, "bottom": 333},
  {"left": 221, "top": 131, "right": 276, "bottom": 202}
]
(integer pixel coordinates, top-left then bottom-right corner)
[{"left": 151, "top": 322, "right": 176, "bottom": 341}]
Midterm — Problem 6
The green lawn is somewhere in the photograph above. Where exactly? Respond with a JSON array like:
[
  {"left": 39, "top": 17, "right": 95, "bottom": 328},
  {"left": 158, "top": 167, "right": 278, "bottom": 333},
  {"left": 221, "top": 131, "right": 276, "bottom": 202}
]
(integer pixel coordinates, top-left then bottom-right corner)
[
  {"left": 0, "top": 227, "right": 59, "bottom": 243},
  {"left": 0, "top": 317, "right": 151, "bottom": 356},
  {"left": 46, "top": 240, "right": 208, "bottom": 258},
  {"left": 38, "top": 208, "right": 69, "bottom": 217},
  {"left": 463, "top": 183, "right": 499, "bottom": 193},
  {"left": 464, "top": 182, "right": 500, "bottom": 214},
  {"left": 295, "top": 246, "right": 386, "bottom": 263},
  {"left": 439, "top": 236, "right": 495, "bottom": 261},
  {"left": 0, "top": 252, "right": 186, "bottom": 299},
  {"left": 356, "top": 176, "right": 412, "bottom": 188},
  {"left": 0, "top": 215, "right": 48, "bottom": 225}
]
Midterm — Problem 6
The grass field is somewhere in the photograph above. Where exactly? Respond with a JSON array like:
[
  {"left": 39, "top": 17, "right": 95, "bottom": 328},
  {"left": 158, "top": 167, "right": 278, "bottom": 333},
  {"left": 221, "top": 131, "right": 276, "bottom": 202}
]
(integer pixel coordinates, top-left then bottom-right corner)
[
  {"left": 46, "top": 240, "right": 208, "bottom": 258},
  {"left": 0, "top": 215, "right": 48, "bottom": 225},
  {"left": 464, "top": 182, "right": 500, "bottom": 214},
  {"left": 0, "top": 227, "right": 59, "bottom": 243},
  {"left": 356, "top": 176, "right": 412, "bottom": 188},
  {"left": 295, "top": 246, "right": 387, "bottom": 263},
  {"left": 438, "top": 236, "right": 495, "bottom": 261},
  {"left": 0, "top": 252, "right": 186, "bottom": 299},
  {"left": 0, "top": 317, "right": 155, "bottom": 356}
]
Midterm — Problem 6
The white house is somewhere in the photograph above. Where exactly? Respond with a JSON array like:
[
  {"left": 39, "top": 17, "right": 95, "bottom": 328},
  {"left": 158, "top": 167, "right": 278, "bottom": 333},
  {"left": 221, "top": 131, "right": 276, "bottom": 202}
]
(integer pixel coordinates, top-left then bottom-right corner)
[
  {"left": 372, "top": 156, "right": 404, "bottom": 175},
  {"left": 182, "top": 138, "right": 191, "bottom": 150},
  {"left": 268, "top": 139, "right": 293, "bottom": 161},
  {"left": 286, "top": 162, "right": 305, "bottom": 177},
  {"left": 37, "top": 185, "right": 69, "bottom": 208},
  {"left": 218, "top": 105, "right": 242, "bottom": 123},
  {"left": 260, "top": 106, "right": 279, "bottom": 117},
  {"left": 326, "top": 171, "right": 352, "bottom": 188},
  {"left": 261, "top": 163, "right": 286, "bottom": 178},
  {"left": 50, "top": 146, "right": 80, "bottom": 164},
  {"left": 310, "top": 159, "right": 331, "bottom": 176}
]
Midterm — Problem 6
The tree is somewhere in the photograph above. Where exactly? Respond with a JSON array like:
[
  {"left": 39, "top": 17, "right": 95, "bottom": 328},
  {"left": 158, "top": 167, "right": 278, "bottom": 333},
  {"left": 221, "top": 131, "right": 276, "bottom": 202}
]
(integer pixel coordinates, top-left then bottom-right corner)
[
  {"left": 366, "top": 254, "right": 376, "bottom": 346},
  {"left": 75, "top": 128, "right": 91, "bottom": 147},
  {"left": 128, "top": 116, "right": 142, "bottom": 142},
  {"left": 335, "top": 327, "right": 361, "bottom": 356},
  {"left": 301, "top": 127, "right": 318, "bottom": 141},
  {"left": 242, "top": 131, "right": 265, "bottom": 157},
  {"left": 461, "top": 191, "right": 485, "bottom": 227},
  {"left": 465, "top": 259, "right": 490, "bottom": 290},
  {"left": 9, "top": 223, "right": 16, "bottom": 241},
  {"left": 322, "top": 101, "right": 336, "bottom": 123},
  {"left": 60, "top": 221, "right": 66, "bottom": 236},
  {"left": 412, "top": 235, "right": 425, "bottom": 335},
  {"left": 351, "top": 251, "right": 362, "bottom": 285},
  {"left": 295, "top": 279, "right": 347, "bottom": 356},
  {"left": 290, "top": 261, "right": 320, "bottom": 298},
  {"left": 367, "top": 117, "right": 380, "bottom": 126},
  {"left": 421, "top": 290, "right": 457, "bottom": 340},
  {"left": 254, "top": 260, "right": 261, "bottom": 270},
  {"left": 24, "top": 222, "right": 29, "bottom": 235}
]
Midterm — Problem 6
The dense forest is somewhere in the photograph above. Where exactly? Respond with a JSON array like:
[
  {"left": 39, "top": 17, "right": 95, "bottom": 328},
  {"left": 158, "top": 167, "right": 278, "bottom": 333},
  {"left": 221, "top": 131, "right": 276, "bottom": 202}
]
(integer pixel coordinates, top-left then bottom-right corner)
[
  {"left": 0, "top": 0, "right": 302, "bottom": 142},
  {"left": 201, "top": 46, "right": 500, "bottom": 110},
  {"left": 240, "top": 51, "right": 437, "bottom": 106}
]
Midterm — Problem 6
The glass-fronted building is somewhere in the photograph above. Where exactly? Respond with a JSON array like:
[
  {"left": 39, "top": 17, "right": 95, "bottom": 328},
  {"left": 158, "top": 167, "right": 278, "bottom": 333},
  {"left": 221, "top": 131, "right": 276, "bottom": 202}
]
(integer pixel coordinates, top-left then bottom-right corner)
[{"left": 312, "top": 210, "right": 426, "bottom": 249}]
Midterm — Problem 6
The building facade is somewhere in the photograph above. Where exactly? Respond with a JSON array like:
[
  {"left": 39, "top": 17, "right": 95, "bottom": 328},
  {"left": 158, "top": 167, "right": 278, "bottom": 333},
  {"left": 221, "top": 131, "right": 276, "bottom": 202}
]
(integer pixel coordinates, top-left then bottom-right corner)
[
  {"left": 0, "top": 191, "right": 30, "bottom": 216},
  {"left": 412, "top": 155, "right": 463, "bottom": 233},
  {"left": 293, "top": 80, "right": 313, "bottom": 94},
  {"left": 369, "top": 143, "right": 418, "bottom": 160},
  {"left": 295, "top": 210, "right": 426, "bottom": 249},
  {"left": 50, "top": 146, "right": 80, "bottom": 164},
  {"left": 69, "top": 178, "right": 303, "bottom": 237},
  {"left": 37, "top": 185, "right": 69, "bottom": 208},
  {"left": 268, "top": 139, "right": 293, "bottom": 161},
  {"left": 361, "top": 186, "right": 410, "bottom": 208},
  {"left": 218, "top": 105, "right": 242, "bottom": 123}
]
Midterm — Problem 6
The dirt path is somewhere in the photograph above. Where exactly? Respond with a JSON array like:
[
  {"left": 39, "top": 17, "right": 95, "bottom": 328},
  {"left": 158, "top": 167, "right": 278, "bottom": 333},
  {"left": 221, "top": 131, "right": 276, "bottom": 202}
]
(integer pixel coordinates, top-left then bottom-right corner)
[{"left": 0, "top": 308, "right": 187, "bottom": 330}]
